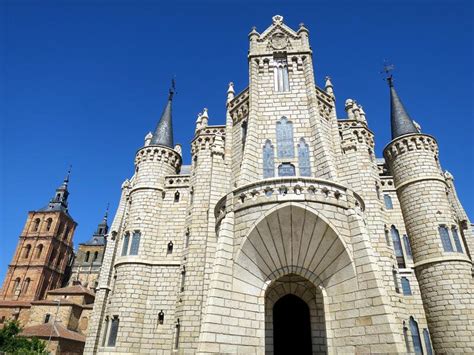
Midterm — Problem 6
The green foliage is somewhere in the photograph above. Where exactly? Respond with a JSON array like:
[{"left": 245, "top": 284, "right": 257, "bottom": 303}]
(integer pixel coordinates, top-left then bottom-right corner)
[{"left": 0, "top": 320, "right": 47, "bottom": 354}]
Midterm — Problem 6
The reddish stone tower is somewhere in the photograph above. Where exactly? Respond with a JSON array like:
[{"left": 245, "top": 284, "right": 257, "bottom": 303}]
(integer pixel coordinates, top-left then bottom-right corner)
[{"left": 0, "top": 171, "right": 76, "bottom": 303}]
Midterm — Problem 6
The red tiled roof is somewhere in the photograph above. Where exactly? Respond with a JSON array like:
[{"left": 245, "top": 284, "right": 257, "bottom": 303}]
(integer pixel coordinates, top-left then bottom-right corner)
[
  {"left": 0, "top": 300, "right": 31, "bottom": 308},
  {"left": 47, "top": 284, "right": 95, "bottom": 297},
  {"left": 20, "top": 322, "right": 86, "bottom": 343}
]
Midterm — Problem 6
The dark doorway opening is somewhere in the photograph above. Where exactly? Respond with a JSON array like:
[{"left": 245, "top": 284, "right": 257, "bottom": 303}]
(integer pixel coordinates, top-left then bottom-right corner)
[{"left": 273, "top": 294, "right": 312, "bottom": 355}]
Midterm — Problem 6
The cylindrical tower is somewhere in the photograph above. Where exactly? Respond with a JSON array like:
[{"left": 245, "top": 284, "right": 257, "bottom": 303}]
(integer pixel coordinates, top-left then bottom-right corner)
[{"left": 383, "top": 77, "right": 474, "bottom": 353}]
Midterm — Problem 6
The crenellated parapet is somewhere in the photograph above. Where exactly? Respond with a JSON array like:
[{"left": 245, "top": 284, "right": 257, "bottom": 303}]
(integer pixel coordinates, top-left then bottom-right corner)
[
  {"left": 134, "top": 145, "right": 182, "bottom": 171},
  {"left": 338, "top": 119, "right": 375, "bottom": 151},
  {"left": 384, "top": 133, "right": 438, "bottom": 162},
  {"left": 191, "top": 126, "right": 226, "bottom": 155}
]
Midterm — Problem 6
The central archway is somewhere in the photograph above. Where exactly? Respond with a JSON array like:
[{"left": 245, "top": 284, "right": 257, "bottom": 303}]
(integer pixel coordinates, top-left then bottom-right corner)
[{"left": 273, "top": 294, "right": 312, "bottom": 355}]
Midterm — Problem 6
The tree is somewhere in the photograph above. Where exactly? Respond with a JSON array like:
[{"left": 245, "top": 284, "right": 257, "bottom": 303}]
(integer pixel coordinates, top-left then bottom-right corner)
[{"left": 0, "top": 320, "right": 47, "bottom": 354}]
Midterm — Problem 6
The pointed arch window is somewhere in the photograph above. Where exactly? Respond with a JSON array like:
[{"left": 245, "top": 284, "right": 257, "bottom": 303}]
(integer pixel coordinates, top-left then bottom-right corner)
[
  {"left": 241, "top": 121, "right": 248, "bottom": 151},
  {"left": 63, "top": 225, "right": 70, "bottom": 240},
  {"left": 276, "top": 117, "right": 294, "bottom": 158},
  {"left": 85, "top": 251, "right": 90, "bottom": 263},
  {"left": 410, "top": 317, "right": 423, "bottom": 354},
  {"left": 274, "top": 57, "right": 289, "bottom": 92},
  {"left": 298, "top": 138, "right": 311, "bottom": 177},
  {"left": 174, "top": 191, "right": 180, "bottom": 203},
  {"left": 263, "top": 140, "right": 275, "bottom": 178},
  {"left": 391, "top": 226, "right": 405, "bottom": 268},
  {"left": 93, "top": 251, "right": 99, "bottom": 261},
  {"left": 392, "top": 267, "right": 400, "bottom": 293}
]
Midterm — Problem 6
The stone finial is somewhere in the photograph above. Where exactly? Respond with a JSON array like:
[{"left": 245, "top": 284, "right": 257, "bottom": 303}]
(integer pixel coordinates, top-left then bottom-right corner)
[
  {"left": 352, "top": 101, "right": 361, "bottom": 121},
  {"left": 249, "top": 26, "right": 259, "bottom": 39},
  {"left": 272, "top": 15, "right": 284, "bottom": 25},
  {"left": 201, "top": 108, "right": 209, "bottom": 127},
  {"left": 298, "top": 22, "right": 309, "bottom": 34},
  {"left": 174, "top": 144, "right": 182, "bottom": 156},
  {"left": 227, "top": 82, "right": 235, "bottom": 103},
  {"left": 345, "top": 99, "right": 355, "bottom": 120},
  {"left": 144, "top": 132, "right": 153, "bottom": 146},
  {"left": 358, "top": 104, "right": 367, "bottom": 123},
  {"left": 121, "top": 179, "right": 130, "bottom": 189},
  {"left": 444, "top": 170, "right": 454, "bottom": 181},
  {"left": 325, "top": 76, "right": 334, "bottom": 97},
  {"left": 195, "top": 112, "right": 202, "bottom": 132}
]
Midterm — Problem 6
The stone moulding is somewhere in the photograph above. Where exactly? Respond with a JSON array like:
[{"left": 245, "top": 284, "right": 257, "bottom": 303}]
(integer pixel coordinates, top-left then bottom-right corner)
[{"left": 214, "top": 177, "right": 364, "bottom": 226}]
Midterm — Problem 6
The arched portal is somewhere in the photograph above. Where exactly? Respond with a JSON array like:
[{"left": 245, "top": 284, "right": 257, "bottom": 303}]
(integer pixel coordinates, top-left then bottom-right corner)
[
  {"left": 233, "top": 203, "right": 356, "bottom": 354},
  {"left": 273, "top": 294, "right": 312, "bottom": 355}
]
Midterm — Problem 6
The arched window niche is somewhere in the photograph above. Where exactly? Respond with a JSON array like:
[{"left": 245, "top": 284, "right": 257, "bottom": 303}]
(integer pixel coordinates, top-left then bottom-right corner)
[
  {"left": 262, "top": 140, "right": 275, "bottom": 179},
  {"left": 297, "top": 138, "right": 311, "bottom": 177}
]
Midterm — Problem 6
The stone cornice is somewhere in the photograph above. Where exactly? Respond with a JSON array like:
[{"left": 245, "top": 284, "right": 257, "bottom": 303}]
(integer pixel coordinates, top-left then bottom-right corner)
[{"left": 383, "top": 133, "right": 438, "bottom": 161}]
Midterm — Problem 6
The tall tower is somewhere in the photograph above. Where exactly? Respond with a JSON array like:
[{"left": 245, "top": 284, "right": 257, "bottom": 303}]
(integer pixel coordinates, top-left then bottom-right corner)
[
  {"left": 383, "top": 76, "right": 474, "bottom": 353},
  {"left": 85, "top": 82, "right": 184, "bottom": 353},
  {"left": 236, "top": 15, "right": 338, "bottom": 186},
  {"left": 0, "top": 171, "right": 76, "bottom": 302},
  {"left": 69, "top": 207, "right": 109, "bottom": 290}
]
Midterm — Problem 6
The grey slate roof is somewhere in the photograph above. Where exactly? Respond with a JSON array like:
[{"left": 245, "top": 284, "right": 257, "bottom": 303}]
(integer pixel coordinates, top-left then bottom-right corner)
[
  {"left": 150, "top": 87, "right": 174, "bottom": 148},
  {"left": 389, "top": 78, "right": 418, "bottom": 139}
]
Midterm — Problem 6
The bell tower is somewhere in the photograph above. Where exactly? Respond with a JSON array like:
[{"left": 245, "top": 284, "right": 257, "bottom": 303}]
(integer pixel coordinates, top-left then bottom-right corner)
[
  {"left": 0, "top": 170, "right": 76, "bottom": 302},
  {"left": 235, "top": 15, "right": 338, "bottom": 186}
]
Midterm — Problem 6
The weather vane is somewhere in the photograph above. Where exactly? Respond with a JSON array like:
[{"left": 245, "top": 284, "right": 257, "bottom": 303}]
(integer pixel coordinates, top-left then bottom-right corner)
[
  {"left": 381, "top": 60, "right": 395, "bottom": 86},
  {"left": 169, "top": 77, "right": 176, "bottom": 100}
]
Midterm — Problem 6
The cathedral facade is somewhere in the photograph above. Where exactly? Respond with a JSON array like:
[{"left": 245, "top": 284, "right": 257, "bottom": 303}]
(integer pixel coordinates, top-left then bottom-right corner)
[{"left": 85, "top": 16, "right": 473, "bottom": 354}]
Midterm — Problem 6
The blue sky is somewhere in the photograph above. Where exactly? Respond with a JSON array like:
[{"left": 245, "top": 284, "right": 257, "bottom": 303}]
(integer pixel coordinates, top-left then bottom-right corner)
[{"left": 1, "top": 0, "right": 472, "bottom": 282}]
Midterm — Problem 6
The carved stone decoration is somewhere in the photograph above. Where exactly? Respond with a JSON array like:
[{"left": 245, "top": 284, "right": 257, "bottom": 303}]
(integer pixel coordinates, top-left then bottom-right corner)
[
  {"left": 272, "top": 15, "right": 284, "bottom": 25},
  {"left": 271, "top": 32, "right": 288, "bottom": 50}
]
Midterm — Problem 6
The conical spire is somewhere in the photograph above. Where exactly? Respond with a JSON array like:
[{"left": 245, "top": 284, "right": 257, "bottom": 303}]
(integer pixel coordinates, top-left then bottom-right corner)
[
  {"left": 150, "top": 80, "right": 175, "bottom": 148},
  {"left": 388, "top": 76, "right": 418, "bottom": 140}
]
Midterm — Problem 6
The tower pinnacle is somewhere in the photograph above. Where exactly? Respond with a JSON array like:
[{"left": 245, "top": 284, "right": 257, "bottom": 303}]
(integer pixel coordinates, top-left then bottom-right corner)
[
  {"left": 41, "top": 167, "right": 72, "bottom": 213},
  {"left": 388, "top": 77, "right": 419, "bottom": 139},
  {"left": 150, "top": 80, "right": 175, "bottom": 148}
]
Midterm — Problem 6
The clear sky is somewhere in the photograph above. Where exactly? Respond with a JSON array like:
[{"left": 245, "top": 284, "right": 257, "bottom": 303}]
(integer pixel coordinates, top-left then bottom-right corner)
[{"left": 1, "top": 0, "right": 473, "bottom": 282}]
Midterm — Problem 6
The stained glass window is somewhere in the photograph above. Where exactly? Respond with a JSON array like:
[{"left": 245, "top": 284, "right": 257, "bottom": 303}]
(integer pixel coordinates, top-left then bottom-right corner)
[
  {"left": 391, "top": 226, "right": 405, "bottom": 268},
  {"left": 263, "top": 140, "right": 275, "bottom": 178},
  {"left": 276, "top": 117, "right": 294, "bottom": 158},
  {"left": 423, "top": 329, "right": 433, "bottom": 355},
  {"left": 403, "top": 235, "right": 413, "bottom": 259},
  {"left": 298, "top": 138, "right": 311, "bottom": 176},
  {"left": 130, "top": 231, "right": 141, "bottom": 255},
  {"left": 451, "top": 227, "right": 463, "bottom": 253},
  {"left": 439, "top": 225, "right": 453, "bottom": 252},
  {"left": 121, "top": 234, "right": 129, "bottom": 256},
  {"left": 384, "top": 194, "right": 393, "bottom": 209},
  {"left": 107, "top": 316, "right": 119, "bottom": 347}
]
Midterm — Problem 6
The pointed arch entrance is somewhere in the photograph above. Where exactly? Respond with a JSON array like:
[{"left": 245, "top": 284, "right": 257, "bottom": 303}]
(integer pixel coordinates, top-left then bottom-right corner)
[
  {"left": 265, "top": 274, "right": 326, "bottom": 354},
  {"left": 233, "top": 203, "right": 356, "bottom": 354}
]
